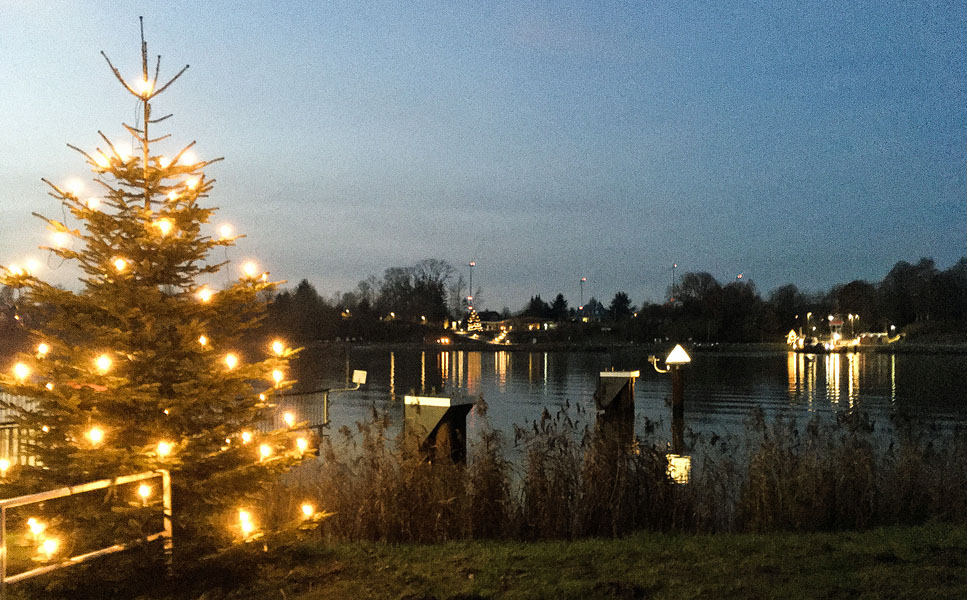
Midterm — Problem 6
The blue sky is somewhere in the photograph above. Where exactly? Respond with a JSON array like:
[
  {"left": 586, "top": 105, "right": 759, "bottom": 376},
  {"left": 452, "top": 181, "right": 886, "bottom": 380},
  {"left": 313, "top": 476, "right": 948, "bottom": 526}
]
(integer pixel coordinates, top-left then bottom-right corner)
[{"left": 1, "top": 1, "right": 964, "bottom": 311}]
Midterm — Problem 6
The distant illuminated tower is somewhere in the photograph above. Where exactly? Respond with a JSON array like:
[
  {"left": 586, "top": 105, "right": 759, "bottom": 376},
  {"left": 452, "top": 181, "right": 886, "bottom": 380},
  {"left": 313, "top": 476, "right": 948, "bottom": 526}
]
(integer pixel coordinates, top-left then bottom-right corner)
[
  {"left": 579, "top": 276, "right": 587, "bottom": 314},
  {"left": 467, "top": 260, "right": 476, "bottom": 310},
  {"left": 671, "top": 263, "right": 677, "bottom": 302}
]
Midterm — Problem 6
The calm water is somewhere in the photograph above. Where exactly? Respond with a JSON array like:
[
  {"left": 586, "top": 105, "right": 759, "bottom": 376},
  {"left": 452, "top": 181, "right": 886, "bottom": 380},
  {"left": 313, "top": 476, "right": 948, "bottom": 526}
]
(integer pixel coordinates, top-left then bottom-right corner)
[{"left": 284, "top": 347, "right": 967, "bottom": 445}]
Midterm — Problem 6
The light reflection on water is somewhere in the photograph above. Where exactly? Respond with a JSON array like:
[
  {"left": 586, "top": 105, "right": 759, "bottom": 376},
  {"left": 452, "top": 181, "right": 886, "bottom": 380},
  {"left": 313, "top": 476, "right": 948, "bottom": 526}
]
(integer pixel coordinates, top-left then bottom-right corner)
[{"left": 287, "top": 347, "right": 967, "bottom": 447}]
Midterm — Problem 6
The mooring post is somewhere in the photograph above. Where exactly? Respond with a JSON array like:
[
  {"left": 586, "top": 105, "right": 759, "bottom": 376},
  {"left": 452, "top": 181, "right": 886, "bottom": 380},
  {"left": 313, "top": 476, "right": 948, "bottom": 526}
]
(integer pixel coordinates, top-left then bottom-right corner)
[{"left": 671, "top": 365, "right": 684, "bottom": 420}]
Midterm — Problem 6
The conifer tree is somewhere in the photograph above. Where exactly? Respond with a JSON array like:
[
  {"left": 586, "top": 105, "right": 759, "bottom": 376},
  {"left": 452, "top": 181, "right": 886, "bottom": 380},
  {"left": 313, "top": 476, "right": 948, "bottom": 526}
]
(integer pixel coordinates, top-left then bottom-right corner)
[{"left": 0, "top": 23, "right": 305, "bottom": 557}]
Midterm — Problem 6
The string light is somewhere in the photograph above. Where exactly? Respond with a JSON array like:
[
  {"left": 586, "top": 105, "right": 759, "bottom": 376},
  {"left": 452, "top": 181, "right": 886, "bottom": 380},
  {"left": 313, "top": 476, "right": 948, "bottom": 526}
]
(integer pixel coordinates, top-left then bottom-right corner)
[
  {"left": 283, "top": 411, "right": 295, "bottom": 427},
  {"left": 241, "top": 261, "right": 258, "bottom": 278},
  {"left": 24, "top": 260, "right": 40, "bottom": 275},
  {"left": 181, "top": 150, "right": 197, "bottom": 165},
  {"left": 186, "top": 177, "right": 200, "bottom": 190},
  {"left": 241, "top": 431, "right": 252, "bottom": 444},
  {"left": 296, "top": 437, "right": 308, "bottom": 453},
  {"left": 300, "top": 503, "right": 314, "bottom": 518},
  {"left": 138, "top": 484, "right": 151, "bottom": 503},
  {"left": 87, "top": 426, "right": 104, "bottom": 445},
  {"left": 37, "top": 343, "right": 50, "bottom": 357},
  {"left": 87, "top": 197, "right": 100, "bottom": 210},
  {"left": 153, "top": 219, "right": 174, "bottom": 236},
  {"left": 137, "top": 77, "right": 154, "bottom": 96},
  {"left": 157, "top": 441, "right": 173, "bottom": 457},
  {"left": 0, "top": 458, "right": 10, "bottom": 477},
  {"left": 167, "top": 191, "right": 179, "bottom": 201},
  {"left": 13, "top": 362, "right": 30, "bottom": 381},
  {"left": 198, "top": 335, "right": 208, "bottom": 346},
  {"left": 258, "top": 393, "right": 266, "bottom": 402},
  {"left": 113, "top": 257, "right": 128, "bottom": 272},
  {"left": 67, "top": 179, "right": 84, "bottom": 196},
  {"left": 272, "top": 369, "right": 284, "bottom": 386},
  {"left": 95, "top": 354, "right": 112, "bottom": 373},
  {"left": 52, "top": 231, "right": 70, "bottom": 248},
  {"left": 159, "top": 156, "right": 172, "bottom": 168},
  {"left": 93, "top": 152, "right": 110, "bottom": 169},
  {"left": 45, "top": 382, "right": 54, "bottom": 391},
  {"left": 238, "top": 509, "right": 255, "bottom": 537},
  {"left": 224, "top": 353, "right": 238, "bottom": 370},
  {"left": 115, "top": 142, "right": 132, "bottom": 162},
  {"left": 27, "top": 518, "right": 45, "bottom": 538},
  {"left": 196, "top": 287, "right": 214, "bottom": 302},
  {"left": 271, "top": 340, "right": 285, "bottom": 356},
  {"left": 218, "top": 224, "right": 232, "bottom": 239},
  {"left": 41, "top": 425, "right": 49, "bottom": 433},
  {"left": 7, "top": 264, "right": 23, "bottom": 276},
  {"left": 259, "top": 444, "right": 272, "bottom": 461},
  {"left": 40, "top": 537, "right": 59, "bottom": 561}
]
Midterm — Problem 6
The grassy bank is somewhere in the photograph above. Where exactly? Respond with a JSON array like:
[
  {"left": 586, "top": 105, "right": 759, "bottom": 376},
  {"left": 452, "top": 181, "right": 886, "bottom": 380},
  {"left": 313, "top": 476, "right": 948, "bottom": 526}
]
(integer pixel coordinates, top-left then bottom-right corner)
[{"left": 21, "top": 523, "right": 966, "bottom": 599}]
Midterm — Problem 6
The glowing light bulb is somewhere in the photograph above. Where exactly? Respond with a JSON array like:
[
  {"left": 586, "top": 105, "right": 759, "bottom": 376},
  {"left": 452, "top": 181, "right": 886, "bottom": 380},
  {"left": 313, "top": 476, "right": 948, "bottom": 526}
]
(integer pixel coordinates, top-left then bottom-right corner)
[
  {"left": 27, "top": 518, "right": 45, "bottom": 537},
  {"left": 300, "top": 503, "right": 314, "bottom": 518},
  {"left": 7, "top": 264, "right": 23, "bottom": 276},
  {"left": 239, "top": 509, "right": 255, "bottom": 536},
  {"left": 87, "top": 197, "right": 100, "bottom": 210},
  {"left": 272, "top": 370, "right": 284, "bottom": 386},
  {"left": 93, "top": 152, "right": 110, "bottom": 169},
  {"left": 224, "top": 353, "right": 238, "bottom": 370},
  {"left": 138, "top": 484, "right": 151, "bottom": 500},
  {"left": 157, "top": 441, "right": 172, "bottom": 457},
  {"left": 113, "top": 257, "right": 127, "bottom": 272},
  {"left": 137, "top": 77, "right": 154, "bottom": 96},
  {"left": 41, "top": 425, "right": 49, "bottom": 433},
  {"left": 198, "top": 335, "right": 208, "bottom": 346},
  {"left": 24, "top": 260, "right": 40, "bottom": 275},
  {"left": 241, "top": 431, "right": 252, "bottom": 444},
  {"left": 259, "top": 393, "right": 266, "bottom": 402},
  {"left": 259, "top": 444, "right": 272, "bottom": 461},
  {"left": 154, "top": 219, "right": 174, "bottom": 236},
  {"left": 167, "top": 191, "right": 179, "bottom": 201},
  {"left": 218, "top": 224, "right": 232, "bottom": 239},
  {"left": 87, "top": 426, "right": 104, "bottom": 445},
  {"left": 181, "top": 150, "right": 197, "bottom": 165},
  {"left": 115, "top": 142, "right": 132, "bottom": 161},
  {"left": 0, "top": 458, "right": 10, "bottom": 476},
  {"left": 95, "top": 354, "right": 112, "bottom": 373},
  {"left": 52, "top": 231, "right": 70, "bottom": 248},
  {"left": 296, "top": 437, "right": 308, "bottom": 453},
  {"left": 36, "top": 343, "right": 50, "bottom": 357},
  {"left": 271, "top": 340, "right": 285, "bottom": 356},
  {"left": 12, "top": 362, "right": 30, "bottom": 381},
  {"left": 159, "top": 156, "right": 172, "bottom": 168},
  {"left": 241, "top": 261, "right": 258, "bottom": 278},
  {"left": 67, "top": 179, "right": 84, "bottom": 196},
  {"left": 197, "top": 287, "right": 214, "bottom": 302},
  {"left": 186, "top": 177, "right": 200, "bottom": 190},
  {"left": 283, "top": 411, "right": 295, "bottom": 427},
  {"left": 40, "top": 537, "right": 59, "bottom": 560},
  {"left": 45, "top": 382, "right": 54, "bottom": 391}
]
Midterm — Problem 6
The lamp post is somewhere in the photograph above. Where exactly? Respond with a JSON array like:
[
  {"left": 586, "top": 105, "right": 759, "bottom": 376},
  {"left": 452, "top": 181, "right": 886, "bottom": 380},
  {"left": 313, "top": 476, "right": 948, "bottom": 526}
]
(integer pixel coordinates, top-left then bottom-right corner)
[
  {"left": 650, "top": 344, "right": 692, "bottom": 419},
  {"left": 579, "top": 276, "right": 587, "bottom": 317},
  {"left": 467, "top": 261, "right": 476, "bottom": 310}
]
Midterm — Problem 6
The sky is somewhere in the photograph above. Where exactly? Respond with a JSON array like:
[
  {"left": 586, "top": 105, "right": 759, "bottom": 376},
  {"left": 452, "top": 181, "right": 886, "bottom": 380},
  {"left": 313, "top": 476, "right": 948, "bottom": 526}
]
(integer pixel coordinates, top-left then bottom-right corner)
[{"left": 1, "top": 1, "right": 964, "bottom": 311}]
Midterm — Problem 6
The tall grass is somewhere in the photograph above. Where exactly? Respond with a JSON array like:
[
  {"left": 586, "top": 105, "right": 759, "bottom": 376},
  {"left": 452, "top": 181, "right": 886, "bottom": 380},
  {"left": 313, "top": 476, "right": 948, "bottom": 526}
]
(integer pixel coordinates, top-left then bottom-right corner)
[{"left": 270, "top": 400, "right": 967, "bottom": 543}]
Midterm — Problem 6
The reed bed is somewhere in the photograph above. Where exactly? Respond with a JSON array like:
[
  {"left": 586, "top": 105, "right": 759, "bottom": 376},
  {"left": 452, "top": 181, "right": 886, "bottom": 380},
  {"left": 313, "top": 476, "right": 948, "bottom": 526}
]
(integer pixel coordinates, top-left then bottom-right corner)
[{"left": 267, "top": 400, "right": 967, "bottom": 543}]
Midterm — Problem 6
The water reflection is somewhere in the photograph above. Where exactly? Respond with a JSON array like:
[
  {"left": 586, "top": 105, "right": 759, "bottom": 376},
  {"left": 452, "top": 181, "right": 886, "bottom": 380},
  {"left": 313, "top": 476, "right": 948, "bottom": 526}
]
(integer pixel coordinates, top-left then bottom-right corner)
[{"left": 787, "top": 351, "right": 902, "bottom": 410}]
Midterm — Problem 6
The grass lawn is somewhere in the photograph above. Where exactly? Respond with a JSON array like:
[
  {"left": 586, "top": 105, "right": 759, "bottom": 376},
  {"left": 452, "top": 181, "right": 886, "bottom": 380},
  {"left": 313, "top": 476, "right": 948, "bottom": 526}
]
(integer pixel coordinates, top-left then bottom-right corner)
[{"left": 129, "top": 523, "right": 967, "bottom": 599}]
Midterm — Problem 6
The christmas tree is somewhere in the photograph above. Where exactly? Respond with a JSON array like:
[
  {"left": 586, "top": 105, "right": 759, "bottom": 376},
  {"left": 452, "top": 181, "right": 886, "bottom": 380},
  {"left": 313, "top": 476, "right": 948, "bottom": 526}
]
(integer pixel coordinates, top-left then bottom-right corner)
[{"left": 0, "top": 22, "right": 306, "bottom": 559}]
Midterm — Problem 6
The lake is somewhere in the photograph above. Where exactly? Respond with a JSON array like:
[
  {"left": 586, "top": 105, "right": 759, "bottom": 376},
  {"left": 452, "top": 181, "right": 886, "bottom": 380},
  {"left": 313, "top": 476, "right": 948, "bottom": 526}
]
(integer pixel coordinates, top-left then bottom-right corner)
[{"left": 284, "top": 346, "right": 967, "bottom": 445}]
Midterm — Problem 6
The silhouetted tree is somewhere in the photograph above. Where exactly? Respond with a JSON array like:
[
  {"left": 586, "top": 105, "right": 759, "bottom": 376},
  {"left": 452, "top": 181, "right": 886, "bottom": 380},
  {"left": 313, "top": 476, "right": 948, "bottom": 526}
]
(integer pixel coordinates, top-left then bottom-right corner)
[{"left": 608, "top": 291, "right": 635, "bottom": 320}]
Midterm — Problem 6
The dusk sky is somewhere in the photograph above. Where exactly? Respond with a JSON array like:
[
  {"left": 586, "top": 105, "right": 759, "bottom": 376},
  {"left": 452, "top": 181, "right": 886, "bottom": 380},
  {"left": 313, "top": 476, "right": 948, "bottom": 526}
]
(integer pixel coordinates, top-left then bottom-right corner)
[{"left": 1, "top": 1, "right": 964, "bottom": 311}]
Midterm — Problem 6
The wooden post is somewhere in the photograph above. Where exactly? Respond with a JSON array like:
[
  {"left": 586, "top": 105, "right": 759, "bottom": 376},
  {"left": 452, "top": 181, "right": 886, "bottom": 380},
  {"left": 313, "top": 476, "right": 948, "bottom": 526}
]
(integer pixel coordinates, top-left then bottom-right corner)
[{"left": 671, "top": 366, "right": 684, "bottom": 420}]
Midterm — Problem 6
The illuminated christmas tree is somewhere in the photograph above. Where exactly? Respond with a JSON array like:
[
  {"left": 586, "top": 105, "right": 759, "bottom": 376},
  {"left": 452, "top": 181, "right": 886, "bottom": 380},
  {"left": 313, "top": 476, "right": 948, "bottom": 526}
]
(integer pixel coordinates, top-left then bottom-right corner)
[
  {"left": 0, "top": 24, "right": 306, "bottom": 558},
  {"left": 466, "top": 308, "right": 482, "bottom": 332}
]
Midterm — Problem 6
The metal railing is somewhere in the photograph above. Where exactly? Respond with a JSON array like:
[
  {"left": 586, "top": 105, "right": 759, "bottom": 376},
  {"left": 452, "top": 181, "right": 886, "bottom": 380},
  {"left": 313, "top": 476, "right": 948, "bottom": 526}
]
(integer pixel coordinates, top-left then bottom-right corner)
[{"left": 0, "top": 469, "right": 172, "bottom": 598}]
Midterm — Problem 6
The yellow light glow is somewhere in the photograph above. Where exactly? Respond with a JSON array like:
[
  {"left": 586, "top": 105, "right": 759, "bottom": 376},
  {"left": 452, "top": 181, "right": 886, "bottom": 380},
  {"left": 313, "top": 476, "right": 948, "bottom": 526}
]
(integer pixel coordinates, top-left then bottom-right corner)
[
  {"left": 93, "top": 152, "right": 110, "bottom": 169},
  {"left": 181, "top": 150, "right": 197, "bottom": 165},
  {"left": 13, "top": 362, "right": 30, "bottom": 381},
  {"left": 154, "top": 219, "right": 174, "bottom": 236},
  {"left": 224, "top": 353, "right": 239, "bottom": 370},
  {"left": 95, "top": 354, "right": 112, "bottom": 373},
  {"left": 296, "top": 437, "right": 308, "bottom": 453},
  {"left": 186, "top": 177, "right": 200, "bottom": 190},
  {"left": 138, "top": 484, "right": 151, "bottom": 499},
  {"left": 218, "top": 224, "right": 233, "bottom": 239},
  {"left": 87, "top": 426, "right": 104, "bottom": 445},
  {"left": 241, "top": 431, "right": 252, "bottom": 444},
  {"left": 259, "top": 393, "right": 266, "bottom": 402},
  {"left": 27, "top": 518, "right": 44, "bottom": 537},
  {"left": 271, "top": 340, "right": 285, "bottom": 356},
  {"left": 259, "top": 444, "right": 272, "bottom": 460},
  {"left": 159, "top": 156, "right": 172, "bottom": 168},
  {"left": 0, "top": 458, "right": 10, "bottom": 475},
  {"left": 196, "top": 287, "right": 214, "bottom": 302},
  {"left": 113, "top": 257, "right": 127, "bottom": 272},
  {"left": 300, "top": 503, "right": 314, "bottom": 518},
  {"left": 157, "top": 441, "right": 173, "bottom": 457},
  {"left": 239, "top": 509, "right": 255, "bottom": 536},
  {"left": 666, "top": 453, "right": 691, "bottom": 484},
  {"left": 87, "top": 197, "right": 100, "bottom": 210},
  {"left": 24, "top": 260, "right": 40, "bottom": 275},
  {"left": 41, "top": 425, "right": 49, "bottom": 433},
  {"left": 7, "top": 264, "right": 23, "bottom": 276},
  {"left": 40, "top": 537, "right": 59, "bottom": 560},
  {"left": 137, "top": 77, "right": 154, "bottom": 96},
  {"left": 283, "top": 411, "right": 295, "bottom": 427},
  {"left": 45, "top": 382, "right": 54, "bottom": 391},
  {"left": 115, "top": 142, "right": 132, "bottom": 161},
  {"left": 67, "top": 179, "right": 84, "bottom": 196},
  {"left": 241, "top": 261, "right": 258, "bottom": 278},
  {"left": 52, "top": 231, "right": 70, "bottom": 248},
  {"left": 272, "top": 369, "right": 284, "bottom": 385},
  {"left": 167, "top": 190, "right": 179, "bottom": 201},
  {"left": 198, "top": 335, "right": 208, "bottom": 346}
]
